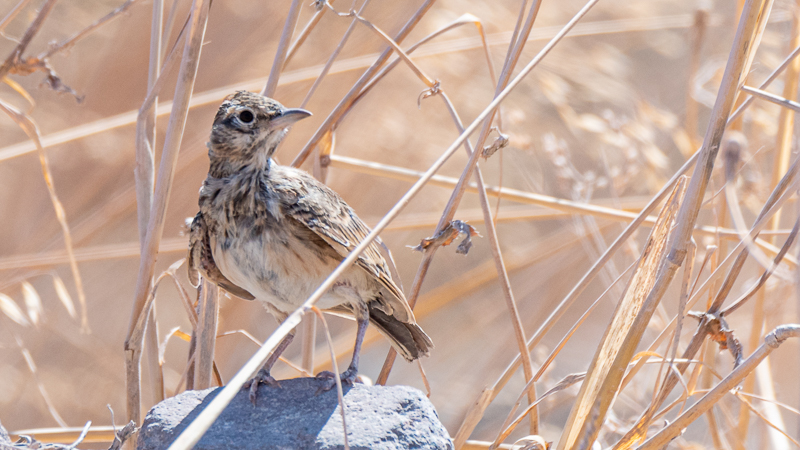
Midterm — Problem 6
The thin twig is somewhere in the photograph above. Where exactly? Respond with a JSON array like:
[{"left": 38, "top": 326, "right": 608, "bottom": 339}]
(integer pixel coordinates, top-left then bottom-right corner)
[
  {"left": 290, "top": 0, "right": 436, "bottom": 167},
  {"left": 262, "top": 0, "right": 303, "bottom": 97}
]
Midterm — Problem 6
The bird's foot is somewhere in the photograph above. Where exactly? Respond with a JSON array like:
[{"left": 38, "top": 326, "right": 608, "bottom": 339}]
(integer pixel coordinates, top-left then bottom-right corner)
[
  {"left": 243, "top": 369, "right": 281, "bottom": 405},
  {"left": 314, "top": 366, "right": 359, "bottom": 394}
]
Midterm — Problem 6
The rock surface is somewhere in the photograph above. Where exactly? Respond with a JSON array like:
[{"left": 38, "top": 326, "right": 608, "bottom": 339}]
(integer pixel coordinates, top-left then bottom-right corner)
[
  {"left": 0, "top": 421, "right": 9, "bottom": 445},
  {"left": 136, "top": 377, "right": 453, "bottom": 450}
]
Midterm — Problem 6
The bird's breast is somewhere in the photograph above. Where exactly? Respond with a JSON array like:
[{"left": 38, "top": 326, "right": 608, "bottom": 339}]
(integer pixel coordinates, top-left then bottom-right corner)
[{"left": 211, "top": 219, "right": 342, "bottom": 313}]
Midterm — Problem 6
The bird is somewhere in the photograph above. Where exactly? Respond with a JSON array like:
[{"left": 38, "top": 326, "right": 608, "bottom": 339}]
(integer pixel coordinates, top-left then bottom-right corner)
[{"left": 188, "top": 90, "right": 432, "bottom": 401}]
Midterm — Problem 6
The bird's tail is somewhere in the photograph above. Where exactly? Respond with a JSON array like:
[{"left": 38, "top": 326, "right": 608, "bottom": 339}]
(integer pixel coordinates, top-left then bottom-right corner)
[{"left": 367, "top": 303, "right": 433, "bottom": 361}]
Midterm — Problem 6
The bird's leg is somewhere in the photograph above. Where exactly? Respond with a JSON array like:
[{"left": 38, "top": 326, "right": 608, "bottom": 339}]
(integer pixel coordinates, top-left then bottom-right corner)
[
  {"left": 244, "top": 329, "right": 294, "bottom": 404},
  {"left": 316, "top": 301, "right": 369, "bottom": 392}
]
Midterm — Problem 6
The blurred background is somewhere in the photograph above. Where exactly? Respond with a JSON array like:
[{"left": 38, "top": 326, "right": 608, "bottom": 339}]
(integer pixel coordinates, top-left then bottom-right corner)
[{"left": 1, "top": 0, "right": 799, "bottom": 448}]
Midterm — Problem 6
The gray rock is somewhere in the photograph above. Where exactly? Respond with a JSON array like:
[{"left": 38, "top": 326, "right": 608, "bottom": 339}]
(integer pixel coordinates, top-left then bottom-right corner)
[
  {"left": 0, "top": 420, "right": 9, "bottom": 444},
  {"left": 136, "top": 378, "right": 453, "bottom": 450}
]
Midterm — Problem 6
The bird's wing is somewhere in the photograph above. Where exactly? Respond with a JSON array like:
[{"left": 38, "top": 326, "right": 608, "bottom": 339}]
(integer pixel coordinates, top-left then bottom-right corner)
[
  {"left": 274, "top": 167, "right": 413, "bottom": 323},
  {"left": 188, "top": 212, "right": 255, "bottom": 300}
]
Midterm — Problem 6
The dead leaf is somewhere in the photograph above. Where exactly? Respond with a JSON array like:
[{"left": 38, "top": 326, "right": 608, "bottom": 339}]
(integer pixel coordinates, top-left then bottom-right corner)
[
  {"left": 688, "top": 312, "right": 743, "bottom": 367},
  {"left": 410, "top": 220, "right": 481, "bottom": 255},
  {"left": 482, "top": 127, "right": 509, "bottom": 159}
]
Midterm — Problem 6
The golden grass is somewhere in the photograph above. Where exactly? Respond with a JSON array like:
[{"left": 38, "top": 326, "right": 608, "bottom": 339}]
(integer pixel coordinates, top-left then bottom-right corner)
[{"left": 3, "top": 0, "right": 800, "bottom": 449}]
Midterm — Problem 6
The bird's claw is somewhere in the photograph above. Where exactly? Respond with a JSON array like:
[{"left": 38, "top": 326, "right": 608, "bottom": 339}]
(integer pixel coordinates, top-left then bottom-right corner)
[
  {"left": 244, "top": 368, "right": 281, "bottom": 404},
  {"left": 314, "top": 367, "right": 359, "bottom": 394}
]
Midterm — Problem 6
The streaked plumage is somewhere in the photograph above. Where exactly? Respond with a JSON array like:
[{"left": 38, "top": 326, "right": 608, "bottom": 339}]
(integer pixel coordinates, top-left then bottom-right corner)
[{"left": 188, "top": 91, "right": 432, "bottom": 398}]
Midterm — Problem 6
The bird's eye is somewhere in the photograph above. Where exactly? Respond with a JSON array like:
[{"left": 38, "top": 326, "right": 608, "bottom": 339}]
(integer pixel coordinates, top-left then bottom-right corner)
[{"left": 238, "top": 110, "right": 255, "bottom": 124}]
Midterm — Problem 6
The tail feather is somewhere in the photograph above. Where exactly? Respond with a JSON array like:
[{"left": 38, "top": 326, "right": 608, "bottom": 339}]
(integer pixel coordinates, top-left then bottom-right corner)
[{"left": 367, "top": 303, "right": 433, "bottom": 361}]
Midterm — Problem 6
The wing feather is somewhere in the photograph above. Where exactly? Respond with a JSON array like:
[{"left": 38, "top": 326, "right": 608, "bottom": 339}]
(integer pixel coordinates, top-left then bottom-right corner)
[{"left": 274, "top": 167, "right": 413, "bottom": 322}]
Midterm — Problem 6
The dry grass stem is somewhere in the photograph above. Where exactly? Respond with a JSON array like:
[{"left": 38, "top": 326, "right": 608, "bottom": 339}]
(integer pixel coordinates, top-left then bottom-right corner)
[
  {"left": 557, "top": 177, "right": 686, "bottom": 449},
  {"left": 193, "top": 280, "right": 219, "bottom": 390},
  {"left": 491, "top": 261, "right": 637, "bottom": 448},
  {"left": 741, "top": 84, "right": 800, "bottom": 113},
  {"left": 311, "top": 306, "right": 349, "bottom": 450},
  {"left": 134, "top": 0, "right": 164, "bottom": 248},
  {"left": 6, "top": 0, "right": 800, "bottom": 448},
  {"left": 0, "top": 0, "right": 57, "bottom": 80},
  {"left": 125, "top": 0, "right": 211, "bottom": 425},
  {"left": 12, "top": 331, "right": 68, "bottom": 427},
  {"left": 261, "top": 0, "right": 303, "bottom": 98},
  {"left": 300, "top": 0, "right": 371, "bottom": 108},
  {"left": 638, "top": 325, "right": 800, "bottom": 449},
  {"left": 0, "top": 100, "right": 89, "bottom": 332},
  {"left": 290, "top": 0, "right": 436, "bottom": 167},
  {"left": 615, "top": 151, "right": 800, "bottom": 448},
  {"left": 0, "top": 0, "right": 34, "bottom": 33},
  {"left": 436, "top": 91, "right": 538, "bottom": 431}
]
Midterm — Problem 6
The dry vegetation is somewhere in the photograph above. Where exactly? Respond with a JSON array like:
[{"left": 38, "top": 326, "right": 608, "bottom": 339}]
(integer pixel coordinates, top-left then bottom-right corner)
[{"left": 1, "top": 0, "right": 800, "bottom": 448}]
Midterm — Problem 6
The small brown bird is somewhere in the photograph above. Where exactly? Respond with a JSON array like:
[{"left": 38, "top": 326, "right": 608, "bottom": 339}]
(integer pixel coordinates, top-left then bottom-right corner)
[{"left": 188, "top": 91, "right": 432, "bottom": 400}]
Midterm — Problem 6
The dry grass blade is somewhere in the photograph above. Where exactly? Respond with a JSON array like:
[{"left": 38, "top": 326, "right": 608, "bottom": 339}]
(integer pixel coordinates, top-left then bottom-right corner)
[
  {"left": 261, "top": 0, "right": 302, "bottom": 97},
  {"left": 12, "top": 332, "right": 67, "bottom": 427},
  {"left": 454, "top": 388, "right": 495, "bottom": 449},
  {"left": 193, "top": 280, "right": 219, "bottom": 390},
  {"left": 145, "top": 305, "right": 165, "bottom": 405},
  {"left": 437, "top": 91, "right": 538, "bottom": 431},
  {"left": 125, "top": 0, "right": 211, "bottom": 425},
  {"left": 736, "top": 394, "right": 800, "bottom": 448},
  {"left": 283, "top": 0, "right": 330, "bottom": 67},
  {"left": 741, "top": 85, "right": 800, "bottom": 113},
  {"left": 0, "top": 0, "right": 35, "bottom": 33},
  {"left": 722, "top": 218, "right": 800, "bottom": 315},
  {"left": 339, "top": 7, "right": 437, "bottom": 89},
  {"left": 492, "top": 374, "right": 586, "bottom": 448},
  {"left": 300, "top": 0, "right": 371, "bottom": 108},
  {"left": 8, "top": 425, "right": 120, "bottom": 445},
  {"left": 685, "top": 8, "right": 708, "bottom": 148},
  {"left": 329, "top": 154, "right": 796, "bottom": 255},
  {"left": 737, "top": 9, "right": 800, "bottom": 441},
  {"left": 3, "top": 76, "right": 35, "bottom": 111},
  {"left": 0, "top": 99, "right": 89, "bottom": 333},
  {"left": 556, "top": 177, "right": 686, "bottom": 450},
  {"left": 134, "top": 0, "right": 164, "bottom": 248},
  {"left": 311, "top": 306, "right": 349, "bottom": 450},
  {"left": 490, "top": 259, "right": 637, "bottom": 446},
  {"left": 351, "top": 13, "right": 498, "bottom": 109},
  {"left": 39, "top": 0, "right": 139, "bottom": 60},
  {"left": 638, "top": 325, "right": 800, "bottom": 449},
  {"left": 290, "top": 0, "right": 436, "bottom": 167},
  {"left": 614, "top": 154, "right": 800, "bottom": 447}
]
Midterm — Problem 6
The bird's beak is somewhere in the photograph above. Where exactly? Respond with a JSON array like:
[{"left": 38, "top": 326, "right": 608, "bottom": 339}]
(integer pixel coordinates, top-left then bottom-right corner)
[{"left": 271, "top": 107, "right": 312, "bottom": 129}]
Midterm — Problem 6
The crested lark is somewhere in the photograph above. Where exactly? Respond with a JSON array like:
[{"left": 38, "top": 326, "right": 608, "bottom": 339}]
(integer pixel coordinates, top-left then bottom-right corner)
[{"left": 188, "top": 91, "right": 432, "bottom": 400}]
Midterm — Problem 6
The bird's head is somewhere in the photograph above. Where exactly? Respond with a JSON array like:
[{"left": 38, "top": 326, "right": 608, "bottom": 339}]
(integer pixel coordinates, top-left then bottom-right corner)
[{"left": 208, "top": 91, "right": 311, "bottom": 170}]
